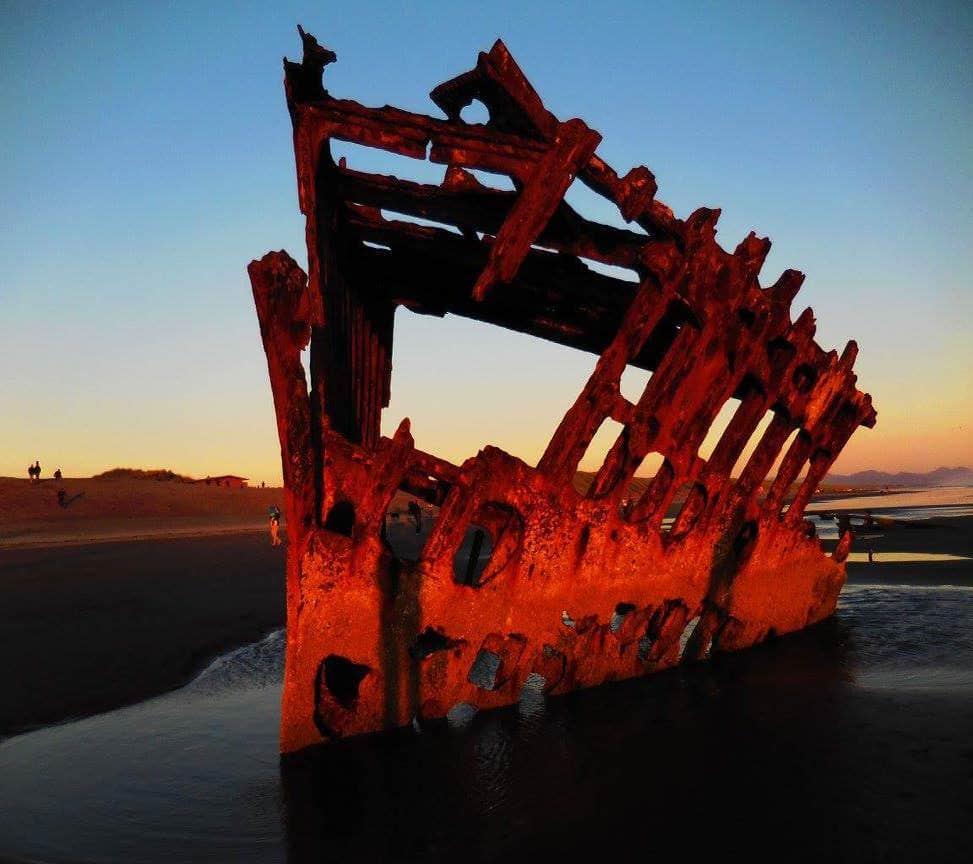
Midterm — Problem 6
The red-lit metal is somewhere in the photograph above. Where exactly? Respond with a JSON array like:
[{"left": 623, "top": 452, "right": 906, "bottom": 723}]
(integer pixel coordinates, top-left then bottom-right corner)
[{"left": 249, "top": 28, "right": 876, "bottom": 753}]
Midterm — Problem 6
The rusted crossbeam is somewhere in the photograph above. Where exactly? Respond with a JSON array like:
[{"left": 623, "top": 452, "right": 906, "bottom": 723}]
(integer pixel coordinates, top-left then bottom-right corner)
[{"left": 337, "top": 165, "right": 648, "bottom": 269}]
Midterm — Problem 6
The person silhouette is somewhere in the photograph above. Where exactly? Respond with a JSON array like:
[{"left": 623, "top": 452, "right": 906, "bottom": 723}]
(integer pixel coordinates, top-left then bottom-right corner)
[
  {"left": 268, "top": 505, "right": 282, "bottom": 547},
  {"left": 407, "top": 500, "right": 422, "bottom": 534}
]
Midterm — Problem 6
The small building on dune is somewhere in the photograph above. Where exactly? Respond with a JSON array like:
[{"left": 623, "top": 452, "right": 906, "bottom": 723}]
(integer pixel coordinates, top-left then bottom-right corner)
[{"left": 197, "top": 475, "right": 249, "bottom": 488}]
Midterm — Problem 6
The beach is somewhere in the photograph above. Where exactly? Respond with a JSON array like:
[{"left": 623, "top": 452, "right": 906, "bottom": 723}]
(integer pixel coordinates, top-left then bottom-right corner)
[
  {"left": 0, "top": 476, "right": 283, "bottom": 549},
  {"left": 1, "top": 480, "right": 969, "bottom": 739},
  {"left": 0, "top": 476, "right": 290, "bottom": 734},
  {"left": 0, "top": 533, "right": 284, "bottom": 737},
  {"left": 812, "top": 487, "right": 973, "bottom": 585},
  {"left": 1, "top": 575, "right": 970, "bottom": 863},
  {"left": 0, "top": 485, "right": 971, "bottom": 861},
  {"left": 834, "top": 516, "right": 973, "bottom": 585}
]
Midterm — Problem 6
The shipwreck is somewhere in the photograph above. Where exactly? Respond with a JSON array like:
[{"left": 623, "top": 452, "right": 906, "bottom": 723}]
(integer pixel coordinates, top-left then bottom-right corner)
[{"left": 250, "top": 28, "right": 876, "bottom": 753}]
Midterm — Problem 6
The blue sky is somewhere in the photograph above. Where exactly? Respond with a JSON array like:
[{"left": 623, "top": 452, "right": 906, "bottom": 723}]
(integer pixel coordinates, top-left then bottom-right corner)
[{"left": 2, "top": 0, "right": 970, "bottom": 483}]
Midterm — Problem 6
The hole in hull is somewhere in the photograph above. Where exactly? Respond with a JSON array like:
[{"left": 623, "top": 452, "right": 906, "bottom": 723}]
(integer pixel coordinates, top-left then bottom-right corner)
[
  {"left": 322, "top": 654, "right": 370, "bottom": 710},
  {"left": 446, "top": 702, "right": 478, "bottom": 727},
  {"left": 662, "top": 482, "right": 694, "bottom": 531},
  {"left": 678, "top": 617, "right": 701, "bottom": 660},
  {"left": 618, "top": 364, "right": 652, "bottom": 403},
  {"left": 697, "top": 397, "right": 741, "bottom": 462},
  {"left": 610, "top": 602, "right": 637, "bottom": 634},
  {"left": 410, "top": 627, "right": 462, "bottom": 660},
  {"left": 385, "top": 495, "right": 434, "bottom": 561},
  {"left": 467, "top": 648, "right": 501, "bottom": 690},
  {"left": 452, "top": 524, "right": 495, "bottom": 586},
  {"left": 576, "top": 416, "right": 626, "bottom": 476},
  {"left": 324, "top": 500, "right": 355, "bottom": 536}
]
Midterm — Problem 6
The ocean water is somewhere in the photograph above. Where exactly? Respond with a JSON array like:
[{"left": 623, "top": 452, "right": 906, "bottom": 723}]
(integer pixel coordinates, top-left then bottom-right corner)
[
  {"left": 1, "top": 581, "right": 971, "bottom": 863},
  {"left": 804, "top": 485, "right": 973, "bottom": 540}
]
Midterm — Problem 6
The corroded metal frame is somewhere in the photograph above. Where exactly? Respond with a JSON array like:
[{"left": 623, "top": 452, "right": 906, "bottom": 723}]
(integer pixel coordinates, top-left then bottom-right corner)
[{"left": 249, "top": 28, "right": 876, "bottom": 753}]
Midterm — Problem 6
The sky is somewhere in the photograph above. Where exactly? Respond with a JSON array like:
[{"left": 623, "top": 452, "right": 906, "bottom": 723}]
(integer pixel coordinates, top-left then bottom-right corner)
[{"left": 2, "top": 0, "right": 971, "bottom": 485}]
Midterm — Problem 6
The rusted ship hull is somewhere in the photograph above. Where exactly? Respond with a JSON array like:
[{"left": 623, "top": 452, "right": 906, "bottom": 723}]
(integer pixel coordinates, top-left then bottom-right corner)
[{"left": 250, "top": 29, "right": 875, "bottom": 753}]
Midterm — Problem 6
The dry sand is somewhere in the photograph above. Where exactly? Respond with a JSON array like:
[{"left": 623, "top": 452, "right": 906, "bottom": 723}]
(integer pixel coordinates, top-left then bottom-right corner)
[{"left": 0, "top": 477, "right": 284, "bottom": 548}]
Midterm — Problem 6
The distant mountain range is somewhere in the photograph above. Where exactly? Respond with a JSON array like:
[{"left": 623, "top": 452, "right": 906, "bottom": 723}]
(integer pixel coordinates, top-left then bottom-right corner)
[
  {"left": 574, "top": 465, "right": 973, "bottom": 496},
  {"left": 825, "top": 466, "right": 973, "bottom": 488}
]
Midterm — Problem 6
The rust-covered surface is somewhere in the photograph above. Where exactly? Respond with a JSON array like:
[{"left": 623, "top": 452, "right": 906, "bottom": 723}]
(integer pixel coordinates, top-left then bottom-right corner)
[{"left": 250, "top": 28, "right": 876, "bottom": 754}]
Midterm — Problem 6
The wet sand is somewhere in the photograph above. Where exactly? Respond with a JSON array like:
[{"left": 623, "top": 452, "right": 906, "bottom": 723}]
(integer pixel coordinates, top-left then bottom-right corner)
[
  {"left": 0, "top": 533, "right": 285, "bottom": 737},
  {"left": 2, "top": 511, "right": 968, "bottom": 741},
  {"left": 284, "top": 624, "right": 973, "bottom": 863},
  {"left": 827, "top": 514, "right": 973, "bottom": 586},
  {"left": 0, "top": 497, "right": 971, "bottom": 861},
  {"left": 1, "top": 592, "right": 970, "bottom": 863}
]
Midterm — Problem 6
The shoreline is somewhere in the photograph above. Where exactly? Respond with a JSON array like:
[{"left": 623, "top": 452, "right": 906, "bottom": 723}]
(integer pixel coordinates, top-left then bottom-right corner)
[
  {"left": 0, "top": 522, "right": 269, "bottom": 552},
  {"left": 0, "top": 533, "right": 285, "bottom": 738},
  {"left": 1, "top": 515, "right": 968, "bottom": 741},
  {"left": 0, "top": 624, "right": 286, "bottom": 746},
  {"left": 2, "top": 575, "right": 968, "bottom": 751},
  {"left": 825, "top": 514, "right": 973, "bottom": 586}
]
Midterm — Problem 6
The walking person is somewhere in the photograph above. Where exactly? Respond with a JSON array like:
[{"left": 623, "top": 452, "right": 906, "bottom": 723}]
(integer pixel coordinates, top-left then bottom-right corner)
[
  {"left": 268, "top": 504, "right": 282, "bottom": 547},
  {"left": 408, "top": 500, "right": 422, "bottom": 534}
]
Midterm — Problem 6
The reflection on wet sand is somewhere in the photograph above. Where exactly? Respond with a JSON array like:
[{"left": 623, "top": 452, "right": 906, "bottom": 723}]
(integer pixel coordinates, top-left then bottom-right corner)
[
  {"left": 0, "top": 585, "right": 971, "bottom": 863},
  {"left": 281, "top": 591, "right": 973, "bottom": 862},
  {"left": 282, "top": 618, "right": 858, "bottom": 862},
  {"left": 844, "top": 551, "right": 971, "bottom": 563}
]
